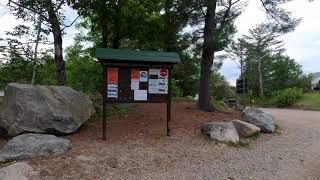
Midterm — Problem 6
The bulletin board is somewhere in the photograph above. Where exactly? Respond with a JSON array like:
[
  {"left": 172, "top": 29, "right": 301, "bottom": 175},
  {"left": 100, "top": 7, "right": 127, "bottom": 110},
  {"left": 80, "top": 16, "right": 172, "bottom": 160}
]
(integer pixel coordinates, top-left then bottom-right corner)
[
  {"left": 105, "top": 65, "right": 171, "bottom": 103},
  {"left": 96, "top": 48, "right": 180, "bottom": 141}
]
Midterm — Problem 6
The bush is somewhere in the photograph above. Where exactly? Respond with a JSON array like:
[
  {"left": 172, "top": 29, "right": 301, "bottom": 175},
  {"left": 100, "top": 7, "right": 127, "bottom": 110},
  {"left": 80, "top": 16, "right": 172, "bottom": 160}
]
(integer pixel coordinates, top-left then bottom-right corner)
[
  {"left": 272, "top": 88, "right": 303, "bottom": 107},
  {"left": 172, "top": 79, "right": 183, "bottom": 97}
]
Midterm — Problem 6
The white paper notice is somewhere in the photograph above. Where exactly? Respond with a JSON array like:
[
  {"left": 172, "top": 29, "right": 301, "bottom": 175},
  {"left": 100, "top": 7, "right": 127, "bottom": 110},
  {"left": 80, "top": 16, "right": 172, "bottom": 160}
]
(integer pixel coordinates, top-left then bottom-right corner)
[
  {"left": 140, "top": 71, "right": 148, "bottom": 82},
  {"left": 134, "top": 90, "right": 147, "bottom": 101},
  {"left": 131, "top": 80, "right": 139, "bottom": 90},
  {"left": 107, "top": 84, "right": 118, "bottom": 98},
  {"left": 148, "top": 68, "right": 168, "bottom": 94}
]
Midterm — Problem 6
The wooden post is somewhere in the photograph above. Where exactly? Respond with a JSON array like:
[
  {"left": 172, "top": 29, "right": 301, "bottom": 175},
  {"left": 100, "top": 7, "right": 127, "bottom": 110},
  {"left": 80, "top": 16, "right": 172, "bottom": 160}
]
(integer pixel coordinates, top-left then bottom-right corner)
[
  {"left": 102, "top": 67, "right": 107, "bottom": 140},
  {"left": 167, "top": 66, "right": 172, "bottom": 136}
]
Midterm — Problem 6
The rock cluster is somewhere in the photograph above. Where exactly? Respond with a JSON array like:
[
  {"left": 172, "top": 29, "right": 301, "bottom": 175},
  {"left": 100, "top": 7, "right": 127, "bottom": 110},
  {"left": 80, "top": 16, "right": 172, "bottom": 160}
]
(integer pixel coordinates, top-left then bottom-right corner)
[
  {"left": 201, "top": 107, "right": 276, "bottom": 143},
  {"left": 0, "top": 83, "right": 96, "bottom": 163}
]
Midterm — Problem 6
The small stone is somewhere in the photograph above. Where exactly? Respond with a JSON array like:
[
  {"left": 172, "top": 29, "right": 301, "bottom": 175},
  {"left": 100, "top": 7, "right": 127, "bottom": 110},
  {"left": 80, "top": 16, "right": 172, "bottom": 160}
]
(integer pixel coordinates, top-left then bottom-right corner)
[{"left": 0, "top": 162, "right": 39, "bottom": 180}]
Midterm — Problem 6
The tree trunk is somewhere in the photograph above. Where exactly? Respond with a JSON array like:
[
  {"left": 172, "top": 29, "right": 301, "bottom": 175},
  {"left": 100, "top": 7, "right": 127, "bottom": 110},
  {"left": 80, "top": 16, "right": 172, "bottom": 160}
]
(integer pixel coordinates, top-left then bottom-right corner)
[
  {"left": 112, "top": 0, "right": 121, "bottom": 49},
  {"left": 46, "top": 1, "right": 65, "bottom": 86},
  {"left": 163, "top": 0, "right": 177, "bottom": 52},
  {"left": 31, "top": 17, "right": 43, "bottom": 85},
  {"left": 198, "top": 0, "right": 217, "bottom": 111},
  {"left": 99, "top": 0, "right": 108, "bottom": 48},
  {"left": 258, "top": 60, "right": 263, "bottom": 96}
]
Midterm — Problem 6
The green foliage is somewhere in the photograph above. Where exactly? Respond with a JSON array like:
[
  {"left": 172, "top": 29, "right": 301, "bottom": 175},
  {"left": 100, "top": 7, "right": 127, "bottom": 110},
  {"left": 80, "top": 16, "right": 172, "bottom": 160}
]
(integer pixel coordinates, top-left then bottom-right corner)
[
  {"left": 211, "top": 99, "right": 231, "bottom": 112},
  {"left": 65, "top": 41, "right": 102, "bottom": 94},
  {"left": 272, "top": 88, "right": 303, "bottom": 107},
  {"left": 173, "top": 96, "right": 194, "bottom": 102},
  {"left": 313, "top": 80, "right": 320, "bottom": 90},
  {"left": 226, "top": 139, "right": 250, "bottom": 149},
  {"left": 89, "top": 95, "right": 134, "bottom": 122},
  {"left": 294, "top": 92, "right": 320, "bottom": 111},
  {"left": 0, "top": 53, "right": 33, "bottom": 89},
  {"left": 35, "top": 55, "right": 58, "bottom": 85},
  {"left": 210, "top": 72, "right": 235, "bottom": 100},
  {"left": 171, "top": 79, "right": 183, "bottom": 97},
  {"left": 172, "top": 53, "right": 200, "bottom": 96},
  {"left": 233, "top": 24, "right": 310, "bottom": 97},
  {"left": 274, "top": 124, "right": 282, "bottom": 136}
]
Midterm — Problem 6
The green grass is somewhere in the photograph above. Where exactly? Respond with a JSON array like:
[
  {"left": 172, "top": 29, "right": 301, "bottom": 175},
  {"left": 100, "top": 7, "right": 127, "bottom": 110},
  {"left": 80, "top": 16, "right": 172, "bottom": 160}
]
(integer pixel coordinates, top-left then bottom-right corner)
[
  {"left": 226, "top": 139, "right": 250, "bottom": 149},
  {"left": 173, "top": 96, "right": 195, "bottom": 102},
  {"left": 293, "top": 92, "right": 320, "bottom": 111},
  {"left": 274, "top": 124, "right": 282, "bottom": 136}
]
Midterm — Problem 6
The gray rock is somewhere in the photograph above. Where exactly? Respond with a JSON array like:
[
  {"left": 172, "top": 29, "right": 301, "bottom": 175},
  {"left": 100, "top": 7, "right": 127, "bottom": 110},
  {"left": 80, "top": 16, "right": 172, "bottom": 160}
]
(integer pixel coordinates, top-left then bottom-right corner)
[
  {"left": 242, "top": 113, "right": 275, "bottom": 133},
  {"left": 232, "top": 119, "right": 261, "bottom": 138},
  {"left": 201, "top": 122, "right": 239, "bottom": 143},
  {"left": 0, "top": 83, "right": 95, "bottom": 136},
  {"left": 243, "top": 107, "right": 264, "bottom": 114},
  {"left": 0, "top": 162, "right": 39, "bottom": 180},
  {"left": 0, "top": 133, "right": 71, "bottom": 162}
]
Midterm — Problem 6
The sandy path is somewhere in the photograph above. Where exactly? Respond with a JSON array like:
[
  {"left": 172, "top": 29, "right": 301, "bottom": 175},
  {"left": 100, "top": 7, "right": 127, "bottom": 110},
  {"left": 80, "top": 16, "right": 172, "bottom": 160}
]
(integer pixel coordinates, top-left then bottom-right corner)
[{"left": 28, "top": 107, "right": 320, "bottom": 180}]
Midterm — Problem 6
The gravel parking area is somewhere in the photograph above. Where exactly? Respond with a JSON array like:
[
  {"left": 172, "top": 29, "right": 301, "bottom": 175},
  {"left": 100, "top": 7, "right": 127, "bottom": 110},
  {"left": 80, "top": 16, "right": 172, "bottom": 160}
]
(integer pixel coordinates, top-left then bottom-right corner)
[{"left": 3, "top": 104, "right": 320, "bottom": 180}]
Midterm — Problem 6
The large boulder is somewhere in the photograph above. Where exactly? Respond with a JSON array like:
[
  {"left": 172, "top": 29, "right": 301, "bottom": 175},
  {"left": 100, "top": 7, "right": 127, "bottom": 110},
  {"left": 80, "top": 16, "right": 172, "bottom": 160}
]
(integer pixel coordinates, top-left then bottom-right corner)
[
  {"left": 242, "top": 107, "right": 264, "bottom": 114},
  {"left": 242, "top": 113, "right": 275, "bottom": 133},
  {"left": 201, "top": 122, "right": 239, "bottom": 143},
  {"left": 232, "top": 119, "right": 261, "bottom": 138},
  {"left": 0, "top": 162, "right": 39, "bottom": 180},
  {"left": 0, "top": 133, "right": 71, "bottom": 162},
  {"left": 0, "top": 83, "right": 95, "bottom": 136}
]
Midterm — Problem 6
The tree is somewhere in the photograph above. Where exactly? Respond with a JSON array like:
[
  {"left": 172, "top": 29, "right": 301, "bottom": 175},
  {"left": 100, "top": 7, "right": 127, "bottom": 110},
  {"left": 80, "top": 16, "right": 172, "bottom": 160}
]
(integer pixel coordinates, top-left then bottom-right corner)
[
  {"left": 241, "top": 23, "right": 285, "bottom": 96},
  {"left": 70, "top": 0, "right": 163, "bottom": 49},
  {"left": 198, "top": 0, "right": 243, "bottom": 111},
  {"left": 0, "top": 22, "right": 51, "bottom": 84},
  {"left": 8, "top": 0, "right": 79, "bottom": 85},
  {"left": 314, "top": 80, "right": 320, "bottom": 90},
  {"left": 65, "top": 37, "right": 102, "bottom": 93}
]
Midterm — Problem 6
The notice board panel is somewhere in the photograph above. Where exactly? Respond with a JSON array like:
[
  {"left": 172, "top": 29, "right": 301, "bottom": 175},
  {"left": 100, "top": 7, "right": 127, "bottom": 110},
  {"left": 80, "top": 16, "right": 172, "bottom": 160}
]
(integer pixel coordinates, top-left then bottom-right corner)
[{"left": 104, "top": 64, "right": 171, "bottom": 103}]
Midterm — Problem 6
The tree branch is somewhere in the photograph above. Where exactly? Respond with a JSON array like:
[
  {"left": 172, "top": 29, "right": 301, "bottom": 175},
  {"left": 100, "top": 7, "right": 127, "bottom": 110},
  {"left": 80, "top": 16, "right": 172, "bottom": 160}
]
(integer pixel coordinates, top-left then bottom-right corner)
[
  {"left": 8, "top": 0, "right": 49, "bottom": 21},
  {"left": 61, "top": 15, "right": 80, "bottom": 32},
  {"left": 259, "top": 0, "right": 281, "bottom": 25},
  {"left": 55, "top": 0, "right": 65, "bottom": 13}
]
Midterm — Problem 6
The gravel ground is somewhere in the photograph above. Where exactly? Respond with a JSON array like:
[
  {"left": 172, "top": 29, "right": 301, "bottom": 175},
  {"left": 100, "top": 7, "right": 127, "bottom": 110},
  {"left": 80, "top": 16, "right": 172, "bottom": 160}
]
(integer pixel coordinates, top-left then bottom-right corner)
[{"left": 4, "top": 105, "right": 320, "bottom": 180}]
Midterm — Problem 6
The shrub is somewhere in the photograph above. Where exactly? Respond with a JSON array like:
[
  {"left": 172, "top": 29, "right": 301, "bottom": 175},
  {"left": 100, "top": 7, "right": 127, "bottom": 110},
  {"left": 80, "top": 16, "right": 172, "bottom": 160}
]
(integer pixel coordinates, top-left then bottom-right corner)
[
  {"left": 172, "top": 79, "right": 183, "bottom": 97},
  {"left": 272, "top": 88, "right": 303, "bottom": 107}
]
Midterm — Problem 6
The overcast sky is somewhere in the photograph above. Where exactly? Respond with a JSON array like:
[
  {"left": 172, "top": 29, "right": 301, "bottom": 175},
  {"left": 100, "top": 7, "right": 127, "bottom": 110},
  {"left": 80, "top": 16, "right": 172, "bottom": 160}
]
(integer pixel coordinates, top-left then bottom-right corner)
[{"left": 0, "top": 0, "right": 319, "bottom": 85}]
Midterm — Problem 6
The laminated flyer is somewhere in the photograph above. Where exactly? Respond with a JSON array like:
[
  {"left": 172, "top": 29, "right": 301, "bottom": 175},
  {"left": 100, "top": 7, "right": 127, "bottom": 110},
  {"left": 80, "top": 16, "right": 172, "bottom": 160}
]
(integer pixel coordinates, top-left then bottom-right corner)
[
  {"left": 148, "top": 68, "right": 168, "bottom": 94},
  {"left": 131, "top": 68, "right": 140, "bottom": 90}
]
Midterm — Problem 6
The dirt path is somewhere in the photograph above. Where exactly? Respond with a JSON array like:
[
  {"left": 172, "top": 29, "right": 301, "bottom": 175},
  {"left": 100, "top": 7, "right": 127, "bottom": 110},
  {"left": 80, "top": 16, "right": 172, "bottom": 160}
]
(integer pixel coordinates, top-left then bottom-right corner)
[{"left": 15, "top": 105, "right": 320, "bottom": 179}]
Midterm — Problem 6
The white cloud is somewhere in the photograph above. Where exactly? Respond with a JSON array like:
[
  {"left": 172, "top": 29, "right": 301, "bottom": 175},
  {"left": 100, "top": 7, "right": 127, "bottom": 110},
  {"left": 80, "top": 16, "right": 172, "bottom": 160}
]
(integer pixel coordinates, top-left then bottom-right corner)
[
  {"left": 221, "top": 0, "right": 320, "bottom": 84},
  {"left": 0, "top": 1, "right": 78, "bottom": 51}
]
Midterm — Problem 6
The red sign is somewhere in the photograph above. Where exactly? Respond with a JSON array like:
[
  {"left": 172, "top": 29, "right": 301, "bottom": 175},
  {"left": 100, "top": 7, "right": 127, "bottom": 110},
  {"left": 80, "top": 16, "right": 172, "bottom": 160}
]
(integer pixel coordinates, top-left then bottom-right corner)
[
  {"left": 160, "top": 68, "right": 168, "bottom": 77},
  {"left": 107, "top": 68, "right": 118, "bottom": 83},
  {"left": 131, "top": 69, "right": 140, "bottom": 80}
]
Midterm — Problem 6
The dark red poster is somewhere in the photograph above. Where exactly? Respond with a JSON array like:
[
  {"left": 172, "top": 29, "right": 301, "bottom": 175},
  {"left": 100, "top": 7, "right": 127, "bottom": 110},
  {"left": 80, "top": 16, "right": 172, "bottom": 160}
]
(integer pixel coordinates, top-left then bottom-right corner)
[{"left": 107, "top": 68, "right": 118, "bottom": 84}]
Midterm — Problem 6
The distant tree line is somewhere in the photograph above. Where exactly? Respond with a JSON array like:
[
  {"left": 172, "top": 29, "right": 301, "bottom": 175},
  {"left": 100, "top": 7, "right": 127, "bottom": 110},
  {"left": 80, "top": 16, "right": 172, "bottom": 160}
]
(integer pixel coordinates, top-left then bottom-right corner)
[{"left": 0, "top": 0, "right": 313, "bottom": 111}]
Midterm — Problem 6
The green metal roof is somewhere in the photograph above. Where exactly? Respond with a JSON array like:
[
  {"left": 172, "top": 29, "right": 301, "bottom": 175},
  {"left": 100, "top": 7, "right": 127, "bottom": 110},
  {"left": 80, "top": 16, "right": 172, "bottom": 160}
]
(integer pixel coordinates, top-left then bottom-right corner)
[{"left": 95, "top": 48, "right": 180, "bottom": 64}]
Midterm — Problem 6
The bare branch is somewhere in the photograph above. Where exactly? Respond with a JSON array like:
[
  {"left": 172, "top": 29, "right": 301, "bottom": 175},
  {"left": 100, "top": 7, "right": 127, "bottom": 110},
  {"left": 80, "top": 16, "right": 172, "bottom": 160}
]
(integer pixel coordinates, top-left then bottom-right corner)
[
  {"left": 259, "top": 0, "right": 281, "bottom": 25},
  {"left": 61, "top": 15, "right": 80, "bottom": 31}
]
